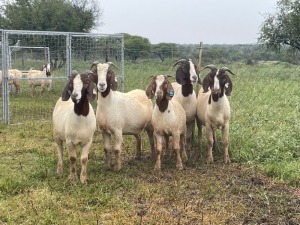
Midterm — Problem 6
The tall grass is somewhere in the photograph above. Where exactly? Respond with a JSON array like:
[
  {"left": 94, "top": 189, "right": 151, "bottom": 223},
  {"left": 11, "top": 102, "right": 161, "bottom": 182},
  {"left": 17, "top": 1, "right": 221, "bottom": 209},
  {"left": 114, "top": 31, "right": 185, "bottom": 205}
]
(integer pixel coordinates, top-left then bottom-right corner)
[{"left": 0, "top": 60, "right": 299, "bottom": 224}]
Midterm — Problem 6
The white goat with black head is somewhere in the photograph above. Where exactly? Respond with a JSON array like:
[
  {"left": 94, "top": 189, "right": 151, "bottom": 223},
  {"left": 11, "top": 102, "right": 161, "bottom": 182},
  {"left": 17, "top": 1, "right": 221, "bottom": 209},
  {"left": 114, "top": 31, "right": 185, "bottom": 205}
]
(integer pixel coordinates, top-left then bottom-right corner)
[
  {"left": 89, "top": 61, "right": 155, "bottom": 171},
  {"left": 53, "top": 70, "right": 96, "bottom": 183},
  {"left": 146, "top": 75, "right": 186, "bottom": 171},
  {"left": 171, "top": 58, "right": 201, "bottom": 157},
  {"left": 196, "top": 65, "right": 235, "bottom": 164}
]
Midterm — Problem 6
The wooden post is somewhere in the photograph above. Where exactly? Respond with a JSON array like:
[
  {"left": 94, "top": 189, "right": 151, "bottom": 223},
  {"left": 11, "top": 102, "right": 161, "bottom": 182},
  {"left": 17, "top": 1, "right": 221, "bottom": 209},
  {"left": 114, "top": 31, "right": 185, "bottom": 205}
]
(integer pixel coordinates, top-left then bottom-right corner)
[{"left": 196, "top": 42, "right": 203, "bottom": 97}]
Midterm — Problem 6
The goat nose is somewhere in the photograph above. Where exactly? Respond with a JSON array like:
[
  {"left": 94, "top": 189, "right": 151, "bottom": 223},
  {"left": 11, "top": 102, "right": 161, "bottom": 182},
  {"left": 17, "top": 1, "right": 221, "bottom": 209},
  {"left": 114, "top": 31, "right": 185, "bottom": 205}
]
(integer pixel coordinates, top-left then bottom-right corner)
[
  {"left": 192, "top": 75, "right": 198, "bottom": 81},
  {"left": 99, "top": 82, "right": 105, "bottom": 87}
]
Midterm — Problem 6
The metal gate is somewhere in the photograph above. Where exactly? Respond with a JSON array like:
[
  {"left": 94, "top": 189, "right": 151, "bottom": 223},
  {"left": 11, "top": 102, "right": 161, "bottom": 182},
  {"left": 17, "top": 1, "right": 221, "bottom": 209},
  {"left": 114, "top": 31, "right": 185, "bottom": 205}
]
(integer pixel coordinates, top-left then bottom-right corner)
[{"left": 1, "top": 30, "right": 124, "bottom": 124}]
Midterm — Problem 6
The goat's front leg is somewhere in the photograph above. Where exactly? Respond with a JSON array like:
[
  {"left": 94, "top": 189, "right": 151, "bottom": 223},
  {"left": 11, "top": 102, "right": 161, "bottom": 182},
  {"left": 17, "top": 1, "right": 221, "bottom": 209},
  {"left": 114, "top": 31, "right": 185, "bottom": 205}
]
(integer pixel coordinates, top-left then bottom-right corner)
[
  {"left": 196, "top": 118, "right": 203, "bottom": 159},
  {"left": 114, "top": 130, "right": 123, "bottom": 171},
  {"left": 173, "top": 133, "right": 183, "bottom": 170},
  {"left": 154, "top": 134, "right": 163, "bottom": 171},
  {"left": 222, "top": 124, "right": 230, "bottom": 163},
  {"left": 55, "top": 139, "right": 64, "bottom": 177},
  {"left": 206, "top": 125, "right": 214, "bottom": 164},
  {"left": 80, "top": 139, "right": 92, "bottom": 184},
  {"left": 66, "top": 140, "right": 77, "bottom": 180},
  {"left": 186, "top": 119, "right": 195, "bottom": 157},
  {"left": 102, "top": 131, "right": 112, "bottom": 169},
  {"left": 180, "top": 133, "right": 188, "bottom": 162},
  {"left": 134, "top": 134, "right": 142, "bottom": 160}
]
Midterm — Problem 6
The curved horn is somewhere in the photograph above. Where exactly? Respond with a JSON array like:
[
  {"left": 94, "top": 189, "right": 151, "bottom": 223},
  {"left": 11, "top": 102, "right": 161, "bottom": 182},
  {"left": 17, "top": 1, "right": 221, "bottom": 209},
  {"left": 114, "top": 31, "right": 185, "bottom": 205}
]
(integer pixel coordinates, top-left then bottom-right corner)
[
  {"left": 172, "top": 58, "right": 188, "bottom": 67},
  {"left": 107, "top": 62, "right": 118, "bottom": 69},
  {"left": 164, "top": 75, "right": 173, "bottom": 78},
  {"left": 220, "top": 67, "right": 235, "bottom": 75},
  {"left": 201, "top": 64, "right": 217, "bottom": 72},
  {"left": 90, "top": 61, "right": 99, "bottom": 70}
]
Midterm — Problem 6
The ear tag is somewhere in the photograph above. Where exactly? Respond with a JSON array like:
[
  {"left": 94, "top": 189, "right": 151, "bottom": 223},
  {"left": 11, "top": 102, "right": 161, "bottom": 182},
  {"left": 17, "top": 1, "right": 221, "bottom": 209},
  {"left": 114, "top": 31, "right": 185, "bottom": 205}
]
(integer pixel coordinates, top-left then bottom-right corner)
[
  {"left": 225, "top": 83, "right": 229, "bottom": 89},
  {"left": 169, "top": 89, "right": 174, "bottom": 97}
]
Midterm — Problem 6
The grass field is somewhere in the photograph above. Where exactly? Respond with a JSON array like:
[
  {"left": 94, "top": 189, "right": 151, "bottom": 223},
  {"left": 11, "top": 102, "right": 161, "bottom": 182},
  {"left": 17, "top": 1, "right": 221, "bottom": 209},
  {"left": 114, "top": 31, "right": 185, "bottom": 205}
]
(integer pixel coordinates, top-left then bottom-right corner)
[{"left": 0, "top": 60, "right": 299, "bottom": 224}]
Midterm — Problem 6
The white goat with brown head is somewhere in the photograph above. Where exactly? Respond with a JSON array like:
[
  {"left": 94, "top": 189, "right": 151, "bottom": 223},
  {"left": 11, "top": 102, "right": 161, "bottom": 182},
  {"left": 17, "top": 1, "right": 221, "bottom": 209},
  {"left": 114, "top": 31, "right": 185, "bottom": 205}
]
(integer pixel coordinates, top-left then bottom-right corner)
[
  {"left": 53, "top": 70, "right": 96, "bottom": 183},
  {"left": 171, "top": 58, "right": 201, "bottom": 157},
  {"left": 89, "top": 61, "right": 155, "bottom": 171},
  {"left": 196, "top": 65, "right": 235, "bottom": 164},
  {"left": 146, "top": 75, "right": 186, "bottom": 171}
]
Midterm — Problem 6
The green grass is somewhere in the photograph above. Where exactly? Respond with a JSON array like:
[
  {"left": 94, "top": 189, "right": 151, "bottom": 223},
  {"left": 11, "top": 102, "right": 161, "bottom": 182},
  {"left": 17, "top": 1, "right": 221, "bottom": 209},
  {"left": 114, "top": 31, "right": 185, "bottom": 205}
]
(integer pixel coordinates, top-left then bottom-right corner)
[{"left": 0, "top": 60, "right": 299, "bottom": 224}]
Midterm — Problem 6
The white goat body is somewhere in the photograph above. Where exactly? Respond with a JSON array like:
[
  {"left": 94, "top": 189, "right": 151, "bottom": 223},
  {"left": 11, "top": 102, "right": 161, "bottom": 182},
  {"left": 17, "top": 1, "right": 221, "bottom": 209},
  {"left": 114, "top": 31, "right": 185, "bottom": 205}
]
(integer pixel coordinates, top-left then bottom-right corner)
[
  {"left": 146, "top": 75, "right": 186, "bottom": 171},
  {"left": 196, "top": 65, "right": 235, "bottom": 163},
  {"left": 28, "top": 64, "right": 51, "bottom": 97},
  {"left": 0, "top": 69, "right": 22, "bottom": 93},
  {"left": 53, "top": 71, "right": 96, "bottom": 183},
  {"left": 171, "top": 59, "right": 201, "bottom": 157},
  {"left": 90, "top": 62, "right": 155, "bottom": 171}
]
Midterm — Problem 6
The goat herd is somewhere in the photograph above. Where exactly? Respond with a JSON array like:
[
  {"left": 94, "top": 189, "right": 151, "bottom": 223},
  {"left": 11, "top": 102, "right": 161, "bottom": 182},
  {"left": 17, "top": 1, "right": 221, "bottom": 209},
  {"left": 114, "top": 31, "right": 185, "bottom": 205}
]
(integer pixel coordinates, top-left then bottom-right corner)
[
  {"left": 51, "top": 58, "right": 236, "bottom": 183},
  {"left": 2, "top": 59, "right": 235, "bottom": 184}
]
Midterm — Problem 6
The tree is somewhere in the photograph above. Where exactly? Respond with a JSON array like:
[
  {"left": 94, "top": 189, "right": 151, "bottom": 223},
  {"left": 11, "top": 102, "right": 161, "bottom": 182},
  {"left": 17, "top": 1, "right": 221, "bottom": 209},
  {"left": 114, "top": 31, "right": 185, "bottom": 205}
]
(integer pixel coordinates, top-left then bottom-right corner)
[
  {"left": 124, "top": 34, "right": 151, "bottom": 61},
  {"left": 152, "top": 43, "right": 178, "bottom": 62},
  {"left": 0, "top": 0, "right": 102, "bottom": 32},
  {"left": 259, "top": 0, "right": 300, "bottom": 51}
]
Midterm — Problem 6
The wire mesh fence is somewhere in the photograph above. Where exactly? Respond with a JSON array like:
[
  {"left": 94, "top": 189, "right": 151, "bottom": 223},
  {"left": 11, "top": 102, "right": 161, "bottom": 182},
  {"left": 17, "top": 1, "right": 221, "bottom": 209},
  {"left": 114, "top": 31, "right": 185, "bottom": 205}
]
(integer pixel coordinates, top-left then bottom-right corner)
[
  {"left": 1, "top": 30, "right": 299, "bottom": 169},
  {"left": 1, "top": 30, "right": 124, "bottom": 124}
]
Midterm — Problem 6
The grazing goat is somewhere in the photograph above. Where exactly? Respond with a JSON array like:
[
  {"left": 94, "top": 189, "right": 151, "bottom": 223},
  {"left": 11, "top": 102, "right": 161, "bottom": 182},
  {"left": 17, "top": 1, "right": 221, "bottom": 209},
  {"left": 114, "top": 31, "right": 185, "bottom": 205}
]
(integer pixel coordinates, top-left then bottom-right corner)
[
  {"left": 89, "top": 61, "right": 155, "bottom": 171},
  {"left": 196, "top": 65, "right": 235, "bottom": 163},
  {"left": 171, "top": 58, "right": 201, "bottom": 157},
  {"left": 0, "top": 69, "right": 22, "bottom": 94},
  {"left": 28, "top": 64, "right": 51, "bottom": 97},
  {"left": 53, "top": 70, "right": 96, "bottom": 183},
  {"left": 146, "top": 75, "right": 186, "bottom": 171}
]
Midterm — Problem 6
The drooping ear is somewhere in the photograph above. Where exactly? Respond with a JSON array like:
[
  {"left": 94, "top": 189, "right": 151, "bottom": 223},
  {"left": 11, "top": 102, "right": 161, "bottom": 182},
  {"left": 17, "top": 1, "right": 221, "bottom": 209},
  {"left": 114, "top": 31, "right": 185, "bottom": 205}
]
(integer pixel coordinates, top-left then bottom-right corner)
[
  {"left": 107, "top": 70, "right": 118, "bottom": 91},
  {"left": 202, "top": 75, "right": 211, "bottom": 93},
  {"left": 166, "top": 79, "right": 174, "bottom": 100},
  {"left": 224, "top": 75, "right": 233, "bottom": 96},
  {"left": 87, "top": 70, "right": 98, "bottom": 84},
  {"left": 146, "top": 77, "right": 156, "bottom": 99},
  {"left": 61, "top": 80, "right": 71, "bottom": 101},
  {"left": 175, "top": 66, "right": 186, "bottom": 85},
  {"left": 90, "top": 61, "right": 98, "bottom": 75}
]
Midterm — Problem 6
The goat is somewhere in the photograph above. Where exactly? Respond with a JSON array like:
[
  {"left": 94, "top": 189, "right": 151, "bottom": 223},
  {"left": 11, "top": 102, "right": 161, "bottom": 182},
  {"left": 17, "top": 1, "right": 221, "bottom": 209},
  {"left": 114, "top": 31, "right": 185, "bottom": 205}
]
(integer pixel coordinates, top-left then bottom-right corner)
[
  {"left": 28, "top": 64, "right": 51, "bottom": 97},
  {"left": 146, "top": 75, "right": 186, "bottom": 171},
  {"left": 196, "top": 65, "right": 235, "bottom": 163},
  {"left": 53, "top": 70, "right": 96, "bottom": 183},
  {"left": 171, "top": 58, "right": 201, "bottom": 157},
  {"left": 0, "top": 69, "right": 22, "bottom": 94},
  {"left": 89, "top": 61, "right": 155, "bottom": 171}
]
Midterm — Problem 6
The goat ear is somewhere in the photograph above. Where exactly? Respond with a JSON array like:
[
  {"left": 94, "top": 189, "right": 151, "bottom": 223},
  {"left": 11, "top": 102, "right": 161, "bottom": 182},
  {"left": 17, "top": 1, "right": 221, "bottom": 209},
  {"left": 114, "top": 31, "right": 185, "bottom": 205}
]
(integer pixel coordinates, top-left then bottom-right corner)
[
  {"left": 90, "top": 62, "right": 98, "bottom": 75},
  {"left": 61, "top": 80, "right": 71, "bottom": 101},
  {"left": 166, "top": 80, "right": 174, "bottom": 100},
  {"left": 224, "top": 76, "right": 233, "bottom": 96},
  {"left": 88, "top": 71, "right": 98, "bottom": 84},
  {"left": 146, "top": 79, "right": 155, "bottom": 99},
  {"left": 108, "top": 71, "right": 118, "bottom": 91},
  {"left": 202, "top": 75, "right": 210, "bottom": 93},
  {"left": 87, "top": 81, "right": 96, "bottom": 101},
  {"left": 175, "top": 67, "right": 186, "bottom": 85}
]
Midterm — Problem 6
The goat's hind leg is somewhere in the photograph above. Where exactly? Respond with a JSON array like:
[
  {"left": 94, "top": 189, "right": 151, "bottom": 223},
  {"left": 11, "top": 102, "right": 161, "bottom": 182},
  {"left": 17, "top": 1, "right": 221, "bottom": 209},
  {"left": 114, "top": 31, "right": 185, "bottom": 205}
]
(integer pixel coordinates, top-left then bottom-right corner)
[
  {"left": 55, "top": 138, "right": 64, "bottom": 177},
  {"left": 134, "top": 133, "right": 142, "bottom": 160},
  {"left": 102, "top": 131, "right": 113, "bottom": 169}
]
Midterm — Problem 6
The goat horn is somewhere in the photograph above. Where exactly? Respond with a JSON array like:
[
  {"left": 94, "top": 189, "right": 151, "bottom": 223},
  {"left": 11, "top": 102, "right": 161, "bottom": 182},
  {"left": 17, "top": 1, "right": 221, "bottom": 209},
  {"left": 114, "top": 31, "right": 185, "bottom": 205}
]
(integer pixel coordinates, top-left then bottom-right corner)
[
  {"left": 172, "top": 58, "right": 188, "bottom": 67},
  {"left": 201, "top": 64, "right": 217, "bottom": 72},
  {"left": 220, "top": 67, "right": 235, "bottom": 75},
  {"left": 90, "top": 61, "right": 99, "bottom": 70},
  {"left": 107, "top": 62, "right": 118, "bottom": 69}
]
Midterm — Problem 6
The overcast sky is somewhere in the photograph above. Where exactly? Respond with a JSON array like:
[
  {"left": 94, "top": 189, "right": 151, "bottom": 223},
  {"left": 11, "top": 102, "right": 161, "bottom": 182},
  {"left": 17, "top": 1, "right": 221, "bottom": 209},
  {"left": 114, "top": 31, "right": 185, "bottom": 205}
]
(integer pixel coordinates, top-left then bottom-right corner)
[{"left": 96, "top": 0, "right": 277, "bottom": 45}]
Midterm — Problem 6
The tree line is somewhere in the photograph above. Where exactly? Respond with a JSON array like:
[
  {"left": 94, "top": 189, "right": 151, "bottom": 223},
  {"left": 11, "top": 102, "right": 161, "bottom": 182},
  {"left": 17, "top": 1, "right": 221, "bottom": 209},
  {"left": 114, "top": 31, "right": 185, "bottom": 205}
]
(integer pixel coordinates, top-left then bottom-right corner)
[{"left": 0, "top": 0, "right": 299, "bottom": 65}]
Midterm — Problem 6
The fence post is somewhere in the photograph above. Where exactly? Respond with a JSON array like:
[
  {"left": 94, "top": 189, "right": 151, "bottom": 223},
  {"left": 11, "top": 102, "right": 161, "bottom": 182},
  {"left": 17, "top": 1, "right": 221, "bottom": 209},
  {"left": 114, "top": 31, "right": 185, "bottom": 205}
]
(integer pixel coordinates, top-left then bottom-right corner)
[
  {"left": 196, "top": 41, "right": 203, "bottom": 97},
  {"left": 2, "top": 31, "right": 10, "bottom": 124}
]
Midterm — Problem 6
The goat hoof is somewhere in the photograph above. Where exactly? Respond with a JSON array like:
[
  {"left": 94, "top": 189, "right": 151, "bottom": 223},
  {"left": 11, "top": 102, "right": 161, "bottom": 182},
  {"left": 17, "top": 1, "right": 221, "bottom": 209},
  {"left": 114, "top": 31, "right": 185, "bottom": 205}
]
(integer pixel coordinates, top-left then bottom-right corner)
[
  {"left": 68, "top": 174, "right": 78, "bottom": 180},
  {"left": 176, "top": 164, "right": 184, "bottom": 170},
  {"left": 206, "top": 157, "right": 214, "bottom": 164}
]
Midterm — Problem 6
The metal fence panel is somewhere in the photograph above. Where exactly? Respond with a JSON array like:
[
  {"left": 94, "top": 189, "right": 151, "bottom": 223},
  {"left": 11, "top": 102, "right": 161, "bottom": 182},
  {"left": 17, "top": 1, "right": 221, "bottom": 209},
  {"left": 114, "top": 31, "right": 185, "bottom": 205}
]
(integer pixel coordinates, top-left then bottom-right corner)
[{"left": 1, "top": 30, "right": 124, "bottom": 124}]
